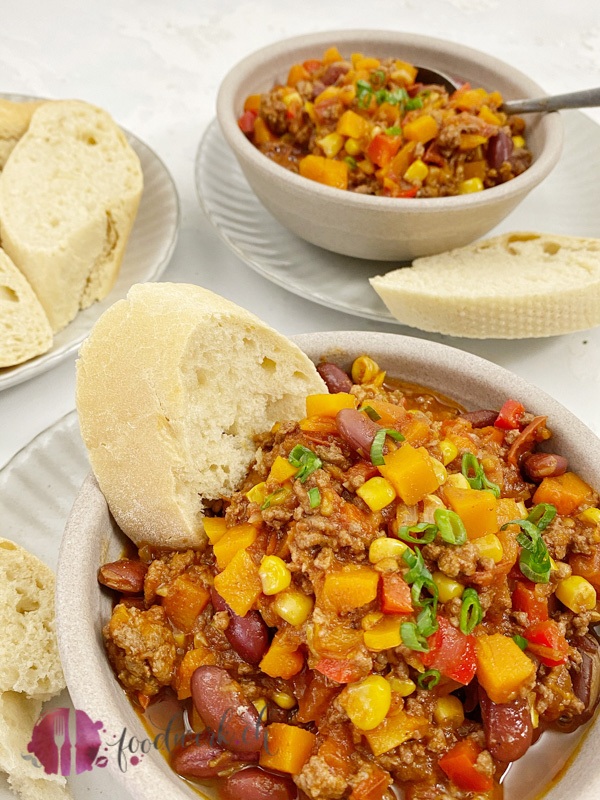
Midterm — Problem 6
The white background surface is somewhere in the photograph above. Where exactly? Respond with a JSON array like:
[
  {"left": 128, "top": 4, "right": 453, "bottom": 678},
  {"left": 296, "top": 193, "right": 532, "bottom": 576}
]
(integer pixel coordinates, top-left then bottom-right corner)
[{"left": 1, "top": 0, "right": 600, "bottom": 467}]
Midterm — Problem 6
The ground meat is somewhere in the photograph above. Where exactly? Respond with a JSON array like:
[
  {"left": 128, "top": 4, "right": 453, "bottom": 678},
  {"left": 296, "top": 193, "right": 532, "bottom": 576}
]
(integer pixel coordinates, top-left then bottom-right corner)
[
  {"left": 296, "top": 755, "right": 348, "bottom": 799},
  {"left": 260, "top": 89, "right": 289, "bottom": 136},
  {"left": 422, "top": 541, "right": 481, "bottom": 578},
  {"left": 535, "top": 665, "right": 584, "bottom": 721},
  {"left": 144, "top": 550, "right": 197, "bottom": 604},
  {"left": 544, "top": 516, "right": 575, "bottom": 560}
]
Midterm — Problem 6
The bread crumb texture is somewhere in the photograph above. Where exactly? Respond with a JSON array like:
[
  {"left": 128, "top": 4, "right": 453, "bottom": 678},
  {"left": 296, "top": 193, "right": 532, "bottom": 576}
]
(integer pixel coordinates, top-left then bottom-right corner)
[
  {"left": 370, "top": 232, "right": 600, "bottom": 338},
  {"left": 76, "top": 283, "right": 326, "bottom": 549},
  {"left": 0, "top": 248, "right": 52, "bottom": 367},
  {"left": 0, "top": 100, "right": 143, "bottom": 333}
]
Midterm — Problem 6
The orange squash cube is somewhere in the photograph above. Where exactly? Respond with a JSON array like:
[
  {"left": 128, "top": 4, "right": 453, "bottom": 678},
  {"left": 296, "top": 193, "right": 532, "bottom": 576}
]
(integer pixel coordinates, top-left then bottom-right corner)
[
  {"left": 213, "top": 523, "right": 258, "bottom": 569},
  {"left": 202, "top": 517, "right": 227, "bottom": 545},
  {"left": 533, "top": 472, "right": 593, "bottom": 515},
  {"left": 364, "top": 711, "right": 428, "bottom": 756},
  {"left": 475, "top": 633, "right": 535, "bottom": 704},
  {"left": 175, "top": 646, "right": 217, "bottom": 699},
  {"left": 268, "top": 455, "right": 298, "bottom": 484},
  {"left": 402, "top": 115, "right": 439, "bottom": 144},
  {"left": 323, "top": 566, "right": 379, "bottom": 613},
  {"left": 299, "top": 155, "right": 348, "bottom": 190},
  {"left": 162, "top": 576, "right": 210, "bottom": 632},
  {"left": 259, "top": 638, "right": 304, "bottom": 679},
  {"left": 306, "top": 392, "right": 356, "bottom": 418},
  {"left": 444, "top": 485, "right": 498, "bottom": 539},
  {"left": 260, "top": 723, "right": 316, "bottom": 773},
  {"left": 378, "top": 443, "right": 440, "bottom": 505},
  {"left": 213, "top": 549, "right": 261, "bottom": 617}
]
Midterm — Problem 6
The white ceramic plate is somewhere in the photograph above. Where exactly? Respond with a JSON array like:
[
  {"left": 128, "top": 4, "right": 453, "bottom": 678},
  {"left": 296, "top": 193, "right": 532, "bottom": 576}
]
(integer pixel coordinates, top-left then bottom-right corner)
[
  {"left": 196, "top": 112, "right": 600, "bottom": 323},
  {"left": 0, "top": 94, "right": 180, "bottom": 392},
  {"left": 0, "top": 411, "right": 133, "bottom": 799}
]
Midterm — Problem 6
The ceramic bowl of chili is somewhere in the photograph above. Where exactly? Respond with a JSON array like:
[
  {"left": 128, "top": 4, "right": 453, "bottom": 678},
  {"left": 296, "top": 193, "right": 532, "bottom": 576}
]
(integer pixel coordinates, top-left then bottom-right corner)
[
  {"left": 216, "top": 29, "right": 563, "bottom": 261},
  {"left": 56, "top": 330, "right": 600, "bottom": 800}
]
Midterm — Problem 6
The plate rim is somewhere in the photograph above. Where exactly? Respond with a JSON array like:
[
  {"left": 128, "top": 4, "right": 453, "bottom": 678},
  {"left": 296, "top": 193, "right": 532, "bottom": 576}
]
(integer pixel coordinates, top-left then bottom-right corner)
[{"left": 0, "top": 92, "right": 181, "bottom": 392}]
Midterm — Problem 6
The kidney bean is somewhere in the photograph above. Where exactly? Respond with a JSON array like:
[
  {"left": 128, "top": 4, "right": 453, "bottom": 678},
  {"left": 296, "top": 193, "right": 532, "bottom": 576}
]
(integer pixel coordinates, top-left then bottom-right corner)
[
  {"left": 170, "top": 733, "right": 255, "bottom": 778},
  {"left": 221, "top": 767, "right": 297, "bottom": 800},
  {"left": 479, "top": 687, "right": 532, "bottom": 762},
  {"left": 336, "top": 408, "right": 381, "bottom": 459},
  {"left": 487, "top": 130, "right": 513, "bottom": 170},
  {"left": 321, "top": 63, "right": 350, "bottom": 86},
  {"left": 507, "top": 415, "right": 548, "bottom": 467},
  {"left": 568, "top": 634, "right": 600, "bottom": 727},
  {"left": 459, "top": 409, "right": 499, "bottom": 429},
  {"left": 210, "top": 589, "right": 269, "bottom": 665},
  {"left": 316, "top": 362, "right": 353, "bottom": 394},
  {"left": 521, "top": 452, "right": 568, "bottom": 482},
  {"left": 191, "top": 666, "right": 265, "bottom": 754},
  {"left": 97, "top": 559, "right": 147, "bottom": 594}
]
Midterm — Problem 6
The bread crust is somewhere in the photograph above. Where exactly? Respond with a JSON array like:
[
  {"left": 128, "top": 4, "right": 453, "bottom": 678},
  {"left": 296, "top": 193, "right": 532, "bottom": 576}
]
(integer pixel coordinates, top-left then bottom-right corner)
[{"left": 76, "top": 283, "right": 326, "bottom": 549}]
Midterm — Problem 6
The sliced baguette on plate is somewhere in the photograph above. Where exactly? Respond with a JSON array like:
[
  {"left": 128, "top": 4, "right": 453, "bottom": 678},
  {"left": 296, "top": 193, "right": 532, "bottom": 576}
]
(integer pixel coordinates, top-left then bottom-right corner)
[
  {"left": 76, "top": 283, "right": 326, "bottom": 549},
  {"left": 0, "top": 99, "right": 44, "bottom": 171},
  {"left": 0, "top": 100, "right": 143, "bottom": 333},
  {"left": 370, "top": 232, "right": 600, "bottom": 339},
  {"left": 0, "top": 248, "right": 53, "bottom": 368}
]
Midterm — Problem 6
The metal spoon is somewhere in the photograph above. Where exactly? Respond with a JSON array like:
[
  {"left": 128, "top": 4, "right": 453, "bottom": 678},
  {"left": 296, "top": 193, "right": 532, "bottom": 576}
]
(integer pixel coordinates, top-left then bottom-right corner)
[{"left": 415, "top": 66, "right": 600, "bottom": 114}]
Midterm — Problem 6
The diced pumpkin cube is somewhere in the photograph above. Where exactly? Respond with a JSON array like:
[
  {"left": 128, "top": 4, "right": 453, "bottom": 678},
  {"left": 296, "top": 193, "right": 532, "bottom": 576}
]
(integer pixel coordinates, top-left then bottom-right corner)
[
  {"left": 378, "top": 443, "right": 440, "bottom": 505},
  {"left": 213, "top": 523, "right": 258, "bottom": 569},
  {"left": 323, "top": 566, "right": 380, "bottom": 613},
  {"left": 356, "top": 476, "right": 396, "bottom": 511},
  {"left": 299, "top": 416, "right": 339, "bottom": 436},
  {"left": 336, "top": 109, "right": 371, "bottom": 139},
  {"left": 496, "top": 498, "right": 523, "bottom": 528},
  {"left": 260, "top": 723, "right": 316, "bottom": 773},
  {"left": 287, "top": 63, "right": 310, "bottom": 87},
  {"left": 393, "top": 59, "right": 418, "bottom": 84},
  {"left": 259, "top": 637, "right": 305, "bottom": 679},
  {"left": 243, "top": 94, "right": 262, "bottom": 113},
  {"left": 299, "top": 154, "right": 348, "bottom": 190},
  {"left": 533, "top": 472, "right": 593, "bottom": 515},
  {"left": 364, "top": 711, "right": 428, "bottom": 756},
  {"left": 444, "top": 486, "right": 498, "bottom": 539},
  {"left": 363, "top": 615, "right": 405, "bottom": 651},
  {"left": 213, "top": 549, "right": 261, "bottom": 617},
  {"left": 569, "top": 548, "right": 600, "bottom": 589},
  {"left": 478, "top": 105, "right": 502, "bottom": 125},
  {"left": 162, "top": 576, "right": 210, "bottom": 632},
  {"left": 459, "top": 134, "right": 489, "bottom": 150},
  {"left": 268, "top": 455, "right": 298, "bottom": 484},
  {"left": 175, "top": 646, "right": 217, "bottom": 699},
  {"left": 453, "top": 87, "right": 489, "bottom": 110},
  {"left": 475, "top": 633, "right": 535, "bottom": 704},
  {"left": 202, "top": 517, "right": 227, "bottom": 545},
  {"left": 402, "top": 115, "right": 439, "bottom": 144},
  {"left": 306, "top": 392, "right": 356, "bottom": 418},
  {"left": 253, "top": 116, "right": 276, "bottom": 145},
  {"left": 322, "top": 46, "right": 343, "bottom": 64}
]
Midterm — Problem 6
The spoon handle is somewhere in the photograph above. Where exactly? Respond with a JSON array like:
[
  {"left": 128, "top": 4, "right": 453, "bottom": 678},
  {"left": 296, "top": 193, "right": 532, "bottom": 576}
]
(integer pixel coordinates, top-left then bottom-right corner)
[{"left": 502, "top": 87, "right": 600, "bottom": 114}]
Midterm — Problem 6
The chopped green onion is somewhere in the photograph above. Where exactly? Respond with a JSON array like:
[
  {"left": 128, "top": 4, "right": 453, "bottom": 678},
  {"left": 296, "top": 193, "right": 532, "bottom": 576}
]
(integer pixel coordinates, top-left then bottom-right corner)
[
  {"left": 375, "top": 87, "right": 409, "bottom": 106},
  {"left": 526, "top": 503, "right": 557, "bottom": 532},
  {"left": 362, "top": 405, "right": 382, "bottom": 421},
  {"left": 356, "top": 79, "right": 374, "bottom": 108},
  {"left": 385, "top": 125, "right": 402, "bottom": 136},
  {"left": 503, "top": 517, "right": 551, "bottom": 583},
  {"left": 513, "top": 634, "right": 528, "bottom": 651},
  {"left": 371, "top": 68, "right": 386, "bottom": 85},
  {"left": 405, "top": 97, "right": 424, "bottom": 111},
  {"left": 417, "top": 669, "right": 441, "bottom": 690},
  {"left": 459, "top": 588, "right": 483, "bottom": 634},
  {"left": 344, "top": 155, "right": 357, "bottom": 170},
  {"left": 397, "top": 522, "right": 438, "bottom": 545},
  {"left": 433, "top": 508, "right": 467, "bottom": 546},
  {"left": 370, "top": 428, "right": 405, "bottom": 466},
  {"left": 307, "top": 487, "right": 321, "bottom": 508},
  {"left": 415, "top": 604, "right": 438, "bottom": 637},
  {"left": 400, "top": 621, "right": 429, "bottom": 652},
  {"left": 261, "top": 488, "right": 285, "bottom": 510},
  {"left": 288, "top": 445, "right": 322, "bottom": 483},
  {"left": 461, "top": 453, "right": 501, "bottom": 498},
  {"left": 402, "top": 548, "right": 439, "bottom": 612}
]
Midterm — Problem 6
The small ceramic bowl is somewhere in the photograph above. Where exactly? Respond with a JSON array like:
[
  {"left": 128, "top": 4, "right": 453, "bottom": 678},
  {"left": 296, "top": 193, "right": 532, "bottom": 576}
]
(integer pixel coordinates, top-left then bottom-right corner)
[
  {"left": 57, "top": 331, "right": 599, "bottom": 800},
  {"left": 216, "top": 30, "right": 563, "bottom": 261}
]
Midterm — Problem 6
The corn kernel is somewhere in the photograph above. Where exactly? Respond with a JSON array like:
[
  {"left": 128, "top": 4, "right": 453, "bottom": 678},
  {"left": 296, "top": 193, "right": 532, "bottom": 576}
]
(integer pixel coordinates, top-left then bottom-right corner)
[
  {"left": 433, "top": 571, "right": 465, "bottom": 603},
  {"left": 202, "top": 517, "right": 227, "bottom": 545},
  {"left": 458, "top": 177, "right": 484, "bottom": 194},
  {"left": 282, "top": 90, "right": 302, "bottom": 108},
  {"left": 357, "top": 158, "right": 375, "bottom": 175},
  {"left": 304, "top": 101, "right": 317, "bottom": 123},
  {"left": 430, "top": 457, "right": 448, "bottom": 486},
  {"left": 253, "top": 698, "right": 268, "bottom": 720},
  {"left": 340, "top": 675, "right": 392, "bottom": 730},
  {"left": 556, "top": 575, "right": 597, "bottom": 612},
  {"left": 246, "top": 482, "right": 269, "bottom": 505},
  {"left": 446, "top": 473, "right": 470, "bottom": 490},
  {"left": 273, "top": 590, "right": 313, "bottom": 626},
  {"left": 317, "top": 132, "right": 345, "bottom": 158},
  {"left": 320, "top": 489, "right": 335, "bottom": 517},
  {"left": 361, "top": 611, "right": 384, "bottom": 630},
  {"left": 387, "top": 677, "right": 416, "bottom": 697},
  {"left": 345, "top": 137, "right": 363, "bottom": 156},
  {"left": 369, "top": 536, "right": 408, "bottom": 563},
  {"left": 352, "top": 355, "right": 383, "bottom": 385},
  {"left": 173, "top": 630, "right": 186, "bottom": 648},
  {"left": 578, "top": 508, "right": 600, "bottom": 525},
  {"left": 472, "top": 533, "right": 504, "bottom": 563},
  {"left": 512, "top": 135, "right": 526, "bottom": 148},
  {"left": 433, "top": 695, "right": 464, "bottom": 727},
  {"left": 439, "top": 439, "right": 458, "bottom": 466},
  {"left": 550, "top": 557, "right": 559, "bottom": 572},
  {"left": 155, "top": 584, "right": 169, "bottom": 597},
  {"left": 403, "top": 158, "right": 429, "bottom": 183},
  {"left": 273, "top": 691, "right": 297, "bottom": 710},
  {"left": 259, "top": 555, "right": 292, "bottom": 595},
  {"left": 357, "top": 477, "right": 397, "bottom": 511}
]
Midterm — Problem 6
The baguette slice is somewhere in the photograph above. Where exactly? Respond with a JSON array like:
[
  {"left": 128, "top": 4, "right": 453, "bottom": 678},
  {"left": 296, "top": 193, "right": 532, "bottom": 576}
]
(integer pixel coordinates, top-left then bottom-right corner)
[
  {"left": 370, "top": 232, "right": 600, "bottom": 339},
  {"left": 0, "top": 100, "right": 143, "bottom": 333},
  {"left": 76, "top": 283, "right": 326, "bottom": 549},
  {"left": 0, "top": 539, "right": 64, "bottom": 701},
  {"left": 0, "top": 99, "right": 44, "bottom": 171},
  {"left": 0, "top": 248, "right": 53, "bottom": 368}
]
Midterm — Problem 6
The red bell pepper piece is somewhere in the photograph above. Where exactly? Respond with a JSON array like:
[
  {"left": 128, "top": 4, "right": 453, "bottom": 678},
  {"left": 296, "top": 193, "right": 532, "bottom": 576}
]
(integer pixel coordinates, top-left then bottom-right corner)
[
  {"left": 367, "top": 133, "right": 402, "bottom": 167},
  {"left": 422, "top": 617, "right": 477, "bottom": 685},
  {"left": 380, "top": 573, "right": 413, "bottom": 614},
  {"left": 350, "top": 764, "right": 390, "bottom": 800},
  {"left": 302, "top": 58, "right": 322, "bottom": 74},
  {"left": 524, "top": 619, "right": 569, "bottom": 667},
  {"left": 512, "top": 581, "right": 549, "bottom": 624},
  {"left": 314, "top": 657, "right": 364, "bottom": 684},
  {"left": 439, "top": 739, "right": 493, "bottom": 793},
  {"left": 238, "top": 110, "right": 258, "bottom": 135},
  {"left": 495, "top": 399, "right": 525, "bottom": 430}
]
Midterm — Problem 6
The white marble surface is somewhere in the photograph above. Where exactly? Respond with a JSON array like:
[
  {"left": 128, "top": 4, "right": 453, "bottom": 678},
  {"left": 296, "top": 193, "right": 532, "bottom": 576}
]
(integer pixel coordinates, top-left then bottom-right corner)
[{"left": 2, "top": 0, "right": 600, "bottom": 469}]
